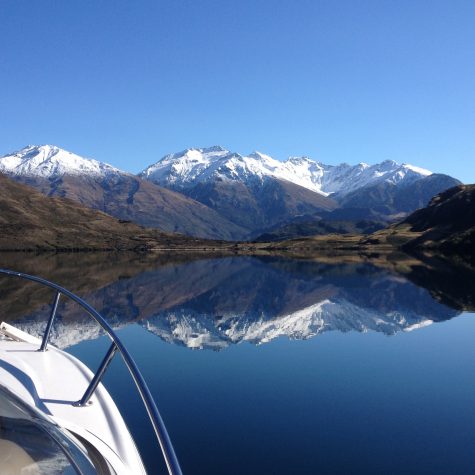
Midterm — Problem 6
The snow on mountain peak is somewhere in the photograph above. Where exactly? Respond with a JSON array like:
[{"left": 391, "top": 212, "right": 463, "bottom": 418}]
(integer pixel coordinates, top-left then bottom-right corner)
[
  {"left": 203, "top": 145, "right": 228, "bottom": 153},
  {"left": 141, "top": 146, "right": 434, "bottom": 196},
  {"left": 0, "top": 144, "right": 124, "bottom": 179},
  {"left": 140, "top": 146, "right": 232, "bottom": 185},
  {"left": 0, "top": 144, "right": 434, "bottom": 197},
  {"left": 173, "top": 146, "right": 229, "bottom": 160},
  {"left": 401, "top": 163, "right": 432, "bottom": 176},
  {"left": 248, "top": 151, "right": 274, "bottom": 161},
  {"left": 381, "top": 159, "right": 398, "bottom": 167},
  {"left": 287, "top": 156, "right": 314, "bottom": 165}
]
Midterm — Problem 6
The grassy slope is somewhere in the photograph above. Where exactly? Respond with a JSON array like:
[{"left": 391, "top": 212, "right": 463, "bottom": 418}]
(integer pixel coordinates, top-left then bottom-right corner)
[
  {"left": 0, "top": 173, "right": 233, "bottom": 251},
  {"left": 12, "top": 173, "right": 247, "bottom": 240}
]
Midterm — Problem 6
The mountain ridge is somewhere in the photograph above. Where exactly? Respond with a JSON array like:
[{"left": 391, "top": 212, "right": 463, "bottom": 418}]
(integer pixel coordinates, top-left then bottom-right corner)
[
  {"left": 0, "top": 144, "right": 125, "bottom": 178},
  {"left": 0, "top": 145, "right": 246, "bottom": 240},
  {"left": 2, "top": 145, "right": 454, "bottom": 197},
  {"left": 140, "top": 145, "right": 435, "bottom": 196},
  {"left": 0, "top": 144, "right": 462, "bottom": 241},
  {"left": 140, "top": 145, "right": 459, "bottom": 236}
]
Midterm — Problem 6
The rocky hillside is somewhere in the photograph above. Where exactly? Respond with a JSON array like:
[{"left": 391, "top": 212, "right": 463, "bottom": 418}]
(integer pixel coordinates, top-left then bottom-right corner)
[
  {"left": 357, "top": 184, "right": 475, "bottom": 256},
  {"left": 336, "top": 173, "right": 461, "bottom": 214},
  {"left": 0, "top": 145, "right": 245, "bottom": 240},
  {"left": 141, "top": 146, "right": 460, "bottom": 235},
  {"left": 0, "top": 144, "right": 463, "bottom": 242},
  {"left": 184, "top": 175, "right": 337, "bottom": 231},
  {"left": 0, "top": 173, "right": 230, "bottom": 251},
  {"left": 245, "top": 185, "right": 475, "bottom": 260},
  {"left": 400, "top": 184, "right": 475, "bottom": 254},
  {"left": 141, "top": 146, "right": 434, "bottom": 196}
]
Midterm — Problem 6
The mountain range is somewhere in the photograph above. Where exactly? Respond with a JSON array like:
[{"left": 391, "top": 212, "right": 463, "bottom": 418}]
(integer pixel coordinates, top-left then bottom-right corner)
[
  {"left": 0, "top": 145, "right": 245, "bottom": 240},
  {"left": 0, "top": 144, "right": 461, "bottom": 240},
  {"left": 140, "top": 146, "right": 431, "bottom": 195}
]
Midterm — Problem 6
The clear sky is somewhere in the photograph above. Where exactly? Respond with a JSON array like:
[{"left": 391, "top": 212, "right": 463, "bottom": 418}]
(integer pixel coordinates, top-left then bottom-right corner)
[{"left": 1, "top": 0, "right": 474, "bottom": 182}]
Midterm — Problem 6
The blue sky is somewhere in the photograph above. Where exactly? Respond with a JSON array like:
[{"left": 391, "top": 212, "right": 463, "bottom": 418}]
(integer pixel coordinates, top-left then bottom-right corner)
[{"left": 1, "top": 0, "right": 474, "bottom": 182}]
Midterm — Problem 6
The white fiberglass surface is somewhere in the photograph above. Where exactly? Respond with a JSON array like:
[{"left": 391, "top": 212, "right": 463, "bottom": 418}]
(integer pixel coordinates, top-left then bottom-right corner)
[{"left": 0, "top": 385, "right": 88, "bottom": 475}]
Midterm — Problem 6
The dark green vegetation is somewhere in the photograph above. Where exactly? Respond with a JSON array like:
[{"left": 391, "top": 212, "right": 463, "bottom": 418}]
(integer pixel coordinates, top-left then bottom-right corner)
[{"left": 255, "top": 211, "right": 387, "bottom": 242}]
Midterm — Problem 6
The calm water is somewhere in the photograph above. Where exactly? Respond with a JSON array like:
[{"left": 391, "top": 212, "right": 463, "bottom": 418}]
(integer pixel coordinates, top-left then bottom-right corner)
[{"left": 0, "top": 253, "right": 474, "bottom": 474}]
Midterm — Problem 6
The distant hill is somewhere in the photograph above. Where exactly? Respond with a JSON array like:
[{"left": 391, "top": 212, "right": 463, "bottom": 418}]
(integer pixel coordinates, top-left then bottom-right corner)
[
  {"left": 253, "top": 207, "right": 390, "bottom": 242},
  {"left": 254, "top": 217, "right": 386, "bottom": 242},
  {"left": 335, "top": 173, "right": 461, "bottom": 214},
  {"left": 253, "top": 174, "right": 461, "bottom": 242},
  {"left": 245, "top": 185, "right": 475, "bottom": 261},
  {"left": 0, "top": 173, "right": 228, "bottom": 251}
]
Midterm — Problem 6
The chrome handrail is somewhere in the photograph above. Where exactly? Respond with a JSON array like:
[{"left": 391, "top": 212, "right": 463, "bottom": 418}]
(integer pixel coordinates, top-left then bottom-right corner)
[{"left": 0, "top": 268, "right": 183, "bottom": 475}]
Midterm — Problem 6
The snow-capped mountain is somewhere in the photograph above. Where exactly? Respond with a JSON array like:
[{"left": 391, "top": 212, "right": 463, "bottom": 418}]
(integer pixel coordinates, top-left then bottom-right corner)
[
  {"left": 139, "top": 145, "right": 461, "bottom": 236},
  {"left": 0, "top": 144, "right": 246, "bottom": 240},
  {"left": 0, "top": 144, "right": 459, "bottom": 240},
  {"left": 0, "top": 144, "right": 124, "bottom": 178},
  {"left": 140, "top": 146, "right": 433, "bottom": 197},
  {"left": 141, "top": 146, "right": 339, "bottom": 232},
  {"left": 0, "top": 144, "right": 440, "bottom": 197}
]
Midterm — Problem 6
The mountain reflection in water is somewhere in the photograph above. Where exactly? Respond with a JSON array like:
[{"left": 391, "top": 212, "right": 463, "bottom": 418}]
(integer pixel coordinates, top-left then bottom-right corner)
[{"left": 0, "top": 253, "right": 472, "bottom": 350}]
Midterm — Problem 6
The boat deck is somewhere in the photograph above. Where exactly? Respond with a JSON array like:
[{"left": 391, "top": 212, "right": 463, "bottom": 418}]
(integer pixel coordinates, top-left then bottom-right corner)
[{"left": 0, "top": 326, "right": 145, "bottom": 474}]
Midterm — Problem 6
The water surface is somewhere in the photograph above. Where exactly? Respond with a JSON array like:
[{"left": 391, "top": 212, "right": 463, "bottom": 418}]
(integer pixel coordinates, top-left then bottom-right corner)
[{"left": 0, "top": 253, "right": 474, "bottom": 474}]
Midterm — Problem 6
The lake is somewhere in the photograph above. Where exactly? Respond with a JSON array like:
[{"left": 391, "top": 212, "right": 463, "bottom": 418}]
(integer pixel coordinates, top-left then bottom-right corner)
[{"left": 0, "top": 252, "right": 474, "bottom": 474}]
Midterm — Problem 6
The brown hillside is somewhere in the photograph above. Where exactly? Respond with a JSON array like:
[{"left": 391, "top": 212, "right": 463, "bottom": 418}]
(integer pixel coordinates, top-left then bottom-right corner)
[
  {"left": 0, "top": 173, "right": 230, "bottom": 251},
  {"left": 12, "top": 174, "right": 247, "bottom": 240}
]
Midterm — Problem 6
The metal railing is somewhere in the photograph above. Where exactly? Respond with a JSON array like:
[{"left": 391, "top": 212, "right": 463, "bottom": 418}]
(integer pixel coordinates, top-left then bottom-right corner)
[{"left": 0, "top": 268, "right": 183, "bottom": 475}]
